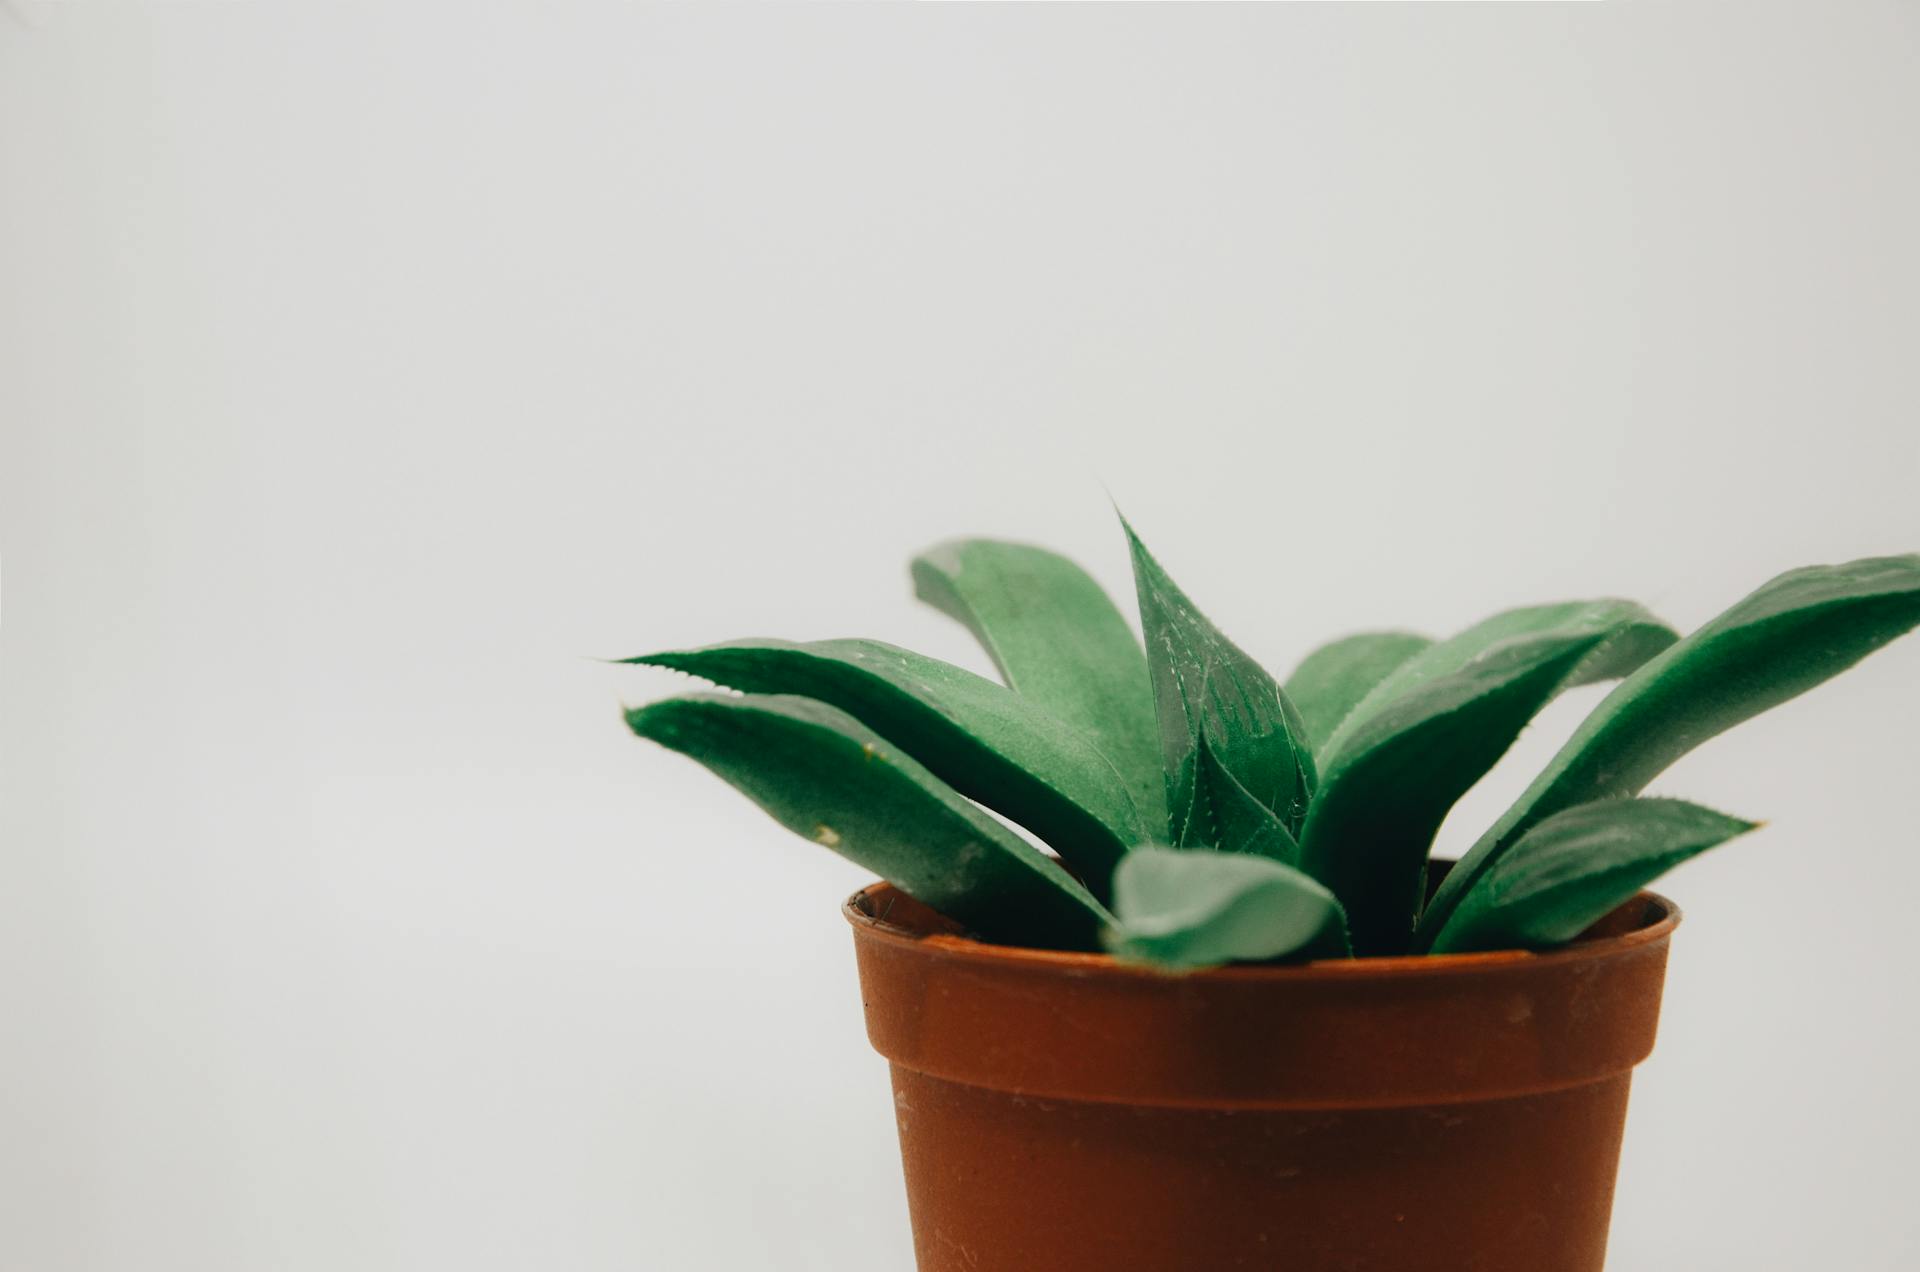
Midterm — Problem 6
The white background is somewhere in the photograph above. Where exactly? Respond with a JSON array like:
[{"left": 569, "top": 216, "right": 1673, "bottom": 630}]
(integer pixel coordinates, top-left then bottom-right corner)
[{"left": 4, "top": 4, "right": 1918, "bottom": 1269}]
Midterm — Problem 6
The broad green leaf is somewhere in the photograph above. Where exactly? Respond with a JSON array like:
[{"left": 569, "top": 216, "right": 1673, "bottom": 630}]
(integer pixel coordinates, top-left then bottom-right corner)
[
  {"left": 1284, "top": 631, "right": 1433, "bottom": 751},
  {"left": 1429, "top": 799, "right": 1758, "bottom": 953},
  {"left": 625, "top": 638, "right": 1146, "bottom": 898},
  {"left": 1123, "top": 519, "right": 1316, "bottom": 843},
  {"left": 1197, "top": 739, "right": 1301, "bottom": 864},
  {"left": 1297, "top": 630, "right": 1612, "bottom": 956},
  {"left": 912, "top": 539, "right": 1163, "bottom": 824},
  {"left": 628, "top": 693, "right": 1111, "bottom": 948},
  {"left": 1104, "top": 846, "right": 1350, "bottom": 970},
  {"left": 1420, "top": 554, "right": 1920, "bottom": 950},
  {"left": 1324, "top": 600, "right": 1677, "bottom": 761}
]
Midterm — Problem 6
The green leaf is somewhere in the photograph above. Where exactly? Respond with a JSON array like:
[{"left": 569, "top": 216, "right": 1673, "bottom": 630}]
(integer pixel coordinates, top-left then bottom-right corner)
[
  {"left": 1323, "top": 600, "right": 1677, "bottom": 761},
  {"left": 1104, "top": 846, "right": 1350, "bottom": 970},
  {"left": 1429, "top": 799, "right": 1759, "bottom": 953},
  {"left": 624, "top": 638, "right": 1146, "bottom": 899},
  {"left": 912, "top": 539, "right": 1164, "bottom": 825},
  {"left": 1297, "top": 630, "right": 1613, "bottom": 956},
  {"left": 1282, "top": 634, "right": 1436, "bottom": 753},
  {"left": 627, "top": 693, "right": 1111, "bottom": 948},
  {"left": 1284, "top": 631, "right": 1433, "bottom": 751},
  {"left": 1420, "top": 554, "right": 1920, "bottom": 950},
  {"left": 1198, "top": 738, "right": 1302, "bottom": 865},
  {"left": 1123, "top": 519, "right": 1316, "bottom": 843}
]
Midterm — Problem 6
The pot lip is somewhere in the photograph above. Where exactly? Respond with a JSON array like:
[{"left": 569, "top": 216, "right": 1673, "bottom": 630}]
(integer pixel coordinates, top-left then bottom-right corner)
[{"left": 844, "top": 880, "right": 1681, "bottom": 982}]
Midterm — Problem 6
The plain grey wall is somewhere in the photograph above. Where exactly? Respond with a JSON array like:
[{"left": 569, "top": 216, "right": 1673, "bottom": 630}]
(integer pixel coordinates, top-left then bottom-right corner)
[{"left": 3, "top": 3, "right": 1917, "bottom": 1269}]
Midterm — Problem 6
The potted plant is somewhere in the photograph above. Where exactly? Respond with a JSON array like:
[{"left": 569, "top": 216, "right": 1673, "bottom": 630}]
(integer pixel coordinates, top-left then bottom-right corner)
[{"left": 619, "top": 519, "right": 1920, "bottom": 1272}]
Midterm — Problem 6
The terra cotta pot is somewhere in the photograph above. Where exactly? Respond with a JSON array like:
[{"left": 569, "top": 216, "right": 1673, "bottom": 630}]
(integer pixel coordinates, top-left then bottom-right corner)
[{"left": 846, "top": 877, "right": 1680, "bottom": 1272}]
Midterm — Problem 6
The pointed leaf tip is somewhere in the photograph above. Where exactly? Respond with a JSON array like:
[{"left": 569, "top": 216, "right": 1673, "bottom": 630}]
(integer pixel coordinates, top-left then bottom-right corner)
[
  {"left": 1429, "top": 798, "right": 1760, "bottom": 953},
  {"left": 620, "top": 637, "right": 1146, "bottom": 898},
  {"left": 626, "top": 691, "right": 1111, "bottom": 948},
  {"left": 1121, "top": 516, "right": 1316, "bottom": 845},
  {"left": 1421, "top": 553, "right": 1920, "bottom": 949}
]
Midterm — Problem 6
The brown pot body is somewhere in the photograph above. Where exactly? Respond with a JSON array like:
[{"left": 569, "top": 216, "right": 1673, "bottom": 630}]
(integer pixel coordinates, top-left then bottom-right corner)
[{"left": 846, "top": 882, "right": 1680, "bottom": 1272}]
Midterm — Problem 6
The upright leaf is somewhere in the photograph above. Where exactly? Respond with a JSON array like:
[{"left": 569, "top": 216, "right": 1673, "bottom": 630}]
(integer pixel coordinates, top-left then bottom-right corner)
[
  {"left": 1420, "top": 554, "right": 1920, "bottom": 950},
  {"left": 1123, "top": 519, "right": 1316, "bottom": 843},
  {"left": 1297, "top": 630, "right": 1611, "bottom": 955},
  {"left": 1198, "top": 739, "right": 1301, "bottom": 865},
  {"left": 628, "top": 693, "right": 1111, "bottom": 948},
  {"left": 1284, "top": 631, "right": 1433, "bottom": 750},
  {"left": 912, "top": 539, "right": 1163, "bottom": 823},
  {"left": 625, "top": 638, "right": 1146, "bottom": 898},
  {"left": 1104, "top": 846, "right": 1350, "bottom": 971},
  {"left": 1429, "top": 799, "right": 1758, "bottom": 953},
  {"left": 1324, "top": 600, "right": 1677, "bottom": 761}
]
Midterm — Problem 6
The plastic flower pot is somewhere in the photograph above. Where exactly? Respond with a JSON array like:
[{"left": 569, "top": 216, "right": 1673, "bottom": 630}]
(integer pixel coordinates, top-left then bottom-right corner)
[{"left": 846, "top": 878, "right": 1680, "bottom": 1272}]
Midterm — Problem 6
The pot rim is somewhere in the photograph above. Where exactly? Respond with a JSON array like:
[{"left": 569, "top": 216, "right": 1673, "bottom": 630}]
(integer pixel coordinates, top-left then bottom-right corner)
[{"left": 844, "top": 880, "right": 1681, "bottom": 982}]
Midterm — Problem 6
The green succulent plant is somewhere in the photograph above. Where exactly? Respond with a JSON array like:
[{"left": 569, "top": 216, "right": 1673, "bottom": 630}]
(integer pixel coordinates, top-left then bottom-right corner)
[{"left": 623, "top": 520, "right": 1920, "bottom": 969}]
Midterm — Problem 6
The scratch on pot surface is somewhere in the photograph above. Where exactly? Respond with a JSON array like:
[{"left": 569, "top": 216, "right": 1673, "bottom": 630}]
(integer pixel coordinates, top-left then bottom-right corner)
[
  {"left": 814, "top": 824, "right": 842, "bottom": 848},
  {"left": 932, "top": 1230, "right": 980, "bottom": 1268}
]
